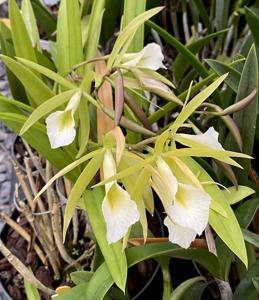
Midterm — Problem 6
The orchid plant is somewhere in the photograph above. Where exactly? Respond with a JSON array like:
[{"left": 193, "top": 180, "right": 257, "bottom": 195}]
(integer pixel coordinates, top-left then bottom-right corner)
[{"left": 0, "top": 0, "right": 258, "bottom": 299}]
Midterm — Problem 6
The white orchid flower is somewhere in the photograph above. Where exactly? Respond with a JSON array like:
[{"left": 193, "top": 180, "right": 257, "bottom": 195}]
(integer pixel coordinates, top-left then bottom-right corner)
[
  {"left": 152, "top": 157, "right": 211, "bottom": 248},
  {"left": 46, "top": 91, "right": 81, "bottom": 149},
  {"left": 121, "top": 43, "right": 166, "bottom": 70},
  {"left": 176, "top": 127, "right": 224, "bottom": 151},
  {"left": 102, "top": 150, "right": 140, "bottom": 244}
]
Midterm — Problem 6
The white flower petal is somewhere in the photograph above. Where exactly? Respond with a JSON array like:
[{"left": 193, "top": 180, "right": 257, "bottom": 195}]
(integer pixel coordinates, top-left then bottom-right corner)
[
  {"left": 137, "top": 43, "right": 166, "bottom": 70},
  {"left": 46, "top": 110, "right": 76, "bottom": 149},
  {"left": 122, "top": 43, "right": 166, "bottom": 70},
  {"left": 178, "top": 127, "right": 224, "bottom": 151},
  {"left": 103, "top": 150, "right": 117, "bottom": 192},
  {"left": 151, "top": 157, "right": 178, "bottom": 213},
  {"left": 168, "top": 183, "right": 211, "bottom": 235},
  {"left": 164, "top": 216, "right": 197, "bottom": 249},
  {"left": 102, "top": 182, "right": 140, "bottom": 244},
  {"left": 65, "top": 91, "right": 82, "bottom": 113},
  {"left": 121, "top": 53, "right": 143, "bottom": 68}
]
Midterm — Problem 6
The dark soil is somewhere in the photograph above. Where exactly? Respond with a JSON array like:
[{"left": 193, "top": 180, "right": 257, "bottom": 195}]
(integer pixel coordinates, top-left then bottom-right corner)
[{"left": 0, "top": 212, "right": 93, "bottom": 300}]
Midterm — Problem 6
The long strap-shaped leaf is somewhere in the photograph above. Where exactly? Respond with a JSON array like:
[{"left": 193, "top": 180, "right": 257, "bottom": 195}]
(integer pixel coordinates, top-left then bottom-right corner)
[
  {"left": 147, "top": 20, "right": 209, "bottom": 79},
  {"left": 231, "top": 45, "right": 258, "bottom": 183},
  {"left": 17, "top": 57, "right": 76, "bottom": 89},
  {"left": 83, "top": 243, "right": 221, "bottom": 300},
  {"left": 56, "top": 0, "right": 83, "bottom": 75},
  {"left": 173, "top": 73, "right": 228, "bottom": 131},
  {"left": 1, "top": 55, "right": 54, "bottom": 107},
  {"left": 107, "top": 7, "right": 163, "bottom": 69},
  {"left": 21, "top": 0, "right": 41, "bottom": 51},
  {"left": 9, "top": 0, "right": 37, "bottom": 62},
  {"left": 123, "top": 0, "right": 146, "bottom": 52},
  {"left": 63, "top": 154, "right": 104, "bottom": 239},
  {"left": 20, "top": 89, "right": 77, "bottom": 135}
]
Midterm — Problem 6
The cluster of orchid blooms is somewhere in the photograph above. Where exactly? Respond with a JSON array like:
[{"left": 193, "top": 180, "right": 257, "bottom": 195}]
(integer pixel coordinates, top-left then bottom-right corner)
[{"left": 44, "top": 43, "right": 243, "bottom": 249}]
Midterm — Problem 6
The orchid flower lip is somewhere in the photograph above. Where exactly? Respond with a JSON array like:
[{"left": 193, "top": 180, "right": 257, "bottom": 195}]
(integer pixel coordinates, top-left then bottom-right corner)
[
  {"left": 151, "top": 157, "right": 211, "bottom": 248},
  {"left": 121, "top": 43, "right": 166, "bottom": 70},
  {"left": 177, "top": 127, "right": 225, "bottom": 151},
  {"left": 46, "top": 91, "right": 82, "bottom": 149},
  {"left": 102, "top": 150, "right": 140, "bottom": 244}
]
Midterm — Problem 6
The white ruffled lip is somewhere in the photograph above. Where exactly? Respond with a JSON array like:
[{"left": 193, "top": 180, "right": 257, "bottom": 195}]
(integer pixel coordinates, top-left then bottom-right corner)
[
  {"left": 102, "top": 150, "right": 140, "bottom": 244},
  {"left": 102, "top": 182, "right": 140, "bottom": 244},
  {"left": 152, "top": 157, "right": 211, "bottom": 248},
  {"left": 46, "top": 110, "right": 76, "bottom": 149},
  {"left": 46, "top": 92, "right": 81, "bottom": 149},
  {"left": 177, "top": 127, "right": 224, "bottom": 151},
  {"left": 121, "top": 43, "right": 166, "bottom": 70}
]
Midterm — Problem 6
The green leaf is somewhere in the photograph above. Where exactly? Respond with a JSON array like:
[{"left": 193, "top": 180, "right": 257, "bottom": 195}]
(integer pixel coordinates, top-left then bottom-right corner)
[
  {"left": 233, "top": 260, "right": 259, "bottom": 300},
  {"left": 0, "top": 22, "right": 28, "bottom": 102},
  {"left": 173, "top": 74, "right": 228, "bottom": 131},
  {"left": 85, "top": 263, "right": 114, "bottom": 300},
  {"left": 84, "top": 0, "right": 105, "bottom": 73},
  {"left": 147, "top": 20, "right": 209, "bottom": 79},
  {"left": 126, "top": 243, "right": 221, "bottom": 278},
  {"left": 242, "top": 228, "right": 259, "bottom": 248},
  {"left": 31, "top": 0, "right": 57, "bottom": 38},
  {"left": 35, "top": 149, "right": 104, "bottom": 200},
  {"left": 149, "top": 59, "right": 243, "bottom": 124},
  {"left": 21, "top": 0, "right": 40, "bottom": 50},
  {"left": 235, "top": 198, "right": 259, "bottom": 229},
  {"left": 158, "top": 257, "right": 171, "bottom": 300},
  {"left": 0, "top": 96, "right": 33, "bottom": 113},
  {"left": 205, "top": 59, "right": 241, "bottom": 93},
  {"left": 170, "top": 277, "right": 205, "bottom": 300},
  {"left": 215, "top": 0, "right": 230, "bottom": 30},
  {"left": 20, "top": 89, "right": 77, "bottom": 135},
  {"left": 101, "top": 0, "right": 122, "bottom": 44},
  {"left": 63, "top": 154, "right": 103, "bottom": 238},
  {"left": 17, "top": 57, "right": 76, "bottom": 89},
  {"left": 180, "top": 280, "right": 207, "bottom": 300},
  {"left": 55, "top": 284, "right": 87, "bottom": 300},
  {"left": 181, "top": 157, "right": 248, "bottom": 267},
  {"left": 245, "top": 7, "right": 259, "bottom": 50},
  {"left": 223, "top": 186, "right": 255, "bottom": 205},
  {"left": 83, "top": 242, "right": 221, "bottom": 299},
  {"left": 108, "top": 7, "right": 163, "bottom": 69},
  {"left": 9, "top": 0, "right": 37, "bottom": 62},
  {"left": 70, "top": 271, "right": 94, "bottom": 285},
  {"left": 56, "top": 0, "right": 83, "bottom": 75},
  {"left": 24, "top": 275, "right": 41, "bottom": 300},
  {"left": 83, "top": 188, "right": 128, "bottom": 291},
  {"left": 123, "top": 0, "right": 146, "bottom": 52},
  {"left": 252, "top": 277, "right": 259, "bottom": 293},
  {"left": 76, "top": 98, "right": 90, "bottom": 158},
  {"left": 174, "top": 29, "right": 228, "bottom": 81},
  {"left": 192, "top": 0, "right": 212, "bottom": 33},
  {"left": 216, "top": 237, "right": 233, "bottom": 281},
  {"left": 0, "top": 55, "right": 54, "bottom": 107},
  {"left": 232, "top": 45, "right": 258, "bottom": 182}
]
